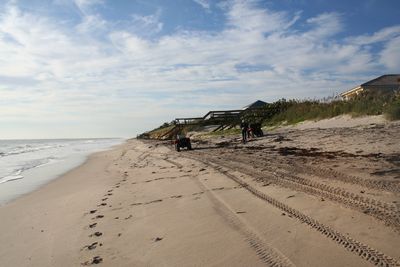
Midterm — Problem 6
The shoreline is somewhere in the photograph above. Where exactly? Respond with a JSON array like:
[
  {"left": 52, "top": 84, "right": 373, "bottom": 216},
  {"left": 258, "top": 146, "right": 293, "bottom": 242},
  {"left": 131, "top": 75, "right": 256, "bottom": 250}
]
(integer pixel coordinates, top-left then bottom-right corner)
[
  {"left": 0, "top": 139, "right": 125, "bottom": 206},
  {"left": 0, "top": 141, "right": 128, "bottom": 266},
  {"left": 0, "top": 123, "right": 399, "bottom": 266}
]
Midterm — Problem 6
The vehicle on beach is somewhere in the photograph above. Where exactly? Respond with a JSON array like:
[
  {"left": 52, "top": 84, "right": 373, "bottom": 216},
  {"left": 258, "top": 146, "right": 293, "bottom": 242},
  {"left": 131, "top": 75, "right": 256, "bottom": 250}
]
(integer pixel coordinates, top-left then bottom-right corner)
[
  {"left": 249, "top": 123, "right": 264, "bottom": 137},
  {"left": 173, "top": 135, "right": 192, "bottom": 152}
]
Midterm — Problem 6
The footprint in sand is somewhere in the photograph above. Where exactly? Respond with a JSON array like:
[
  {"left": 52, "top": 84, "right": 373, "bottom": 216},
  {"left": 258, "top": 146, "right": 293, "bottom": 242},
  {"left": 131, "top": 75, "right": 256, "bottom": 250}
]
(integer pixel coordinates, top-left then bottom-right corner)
[
  {"left": 86, "top": 242, "right": 98, "bottom": 250},
  {"left": 146, "top": 199, "right": 163, "bottom": 204},
  {"left": 92, "top": 256, "right": 103, "bottom": 264},
  {"left": 90, "top": 210, "right": 97, "bottom": 214},
  {"left": 89, "top": 223, "right": 97, "bottom": 228},
  {"left": 95, "top": 215, "right": 104, "bottom": 219},
  {"left": 212, "top": 187, "right": 224, "bottom": 191},
  {"left": 90, "top": 232, "right": 103, "bottom": 237},
  {"left": 101, "top": 198, "right": 108, "bottom": 201},
  {"left": 98, "top": 203, "right": 107, "bottom": 206}
]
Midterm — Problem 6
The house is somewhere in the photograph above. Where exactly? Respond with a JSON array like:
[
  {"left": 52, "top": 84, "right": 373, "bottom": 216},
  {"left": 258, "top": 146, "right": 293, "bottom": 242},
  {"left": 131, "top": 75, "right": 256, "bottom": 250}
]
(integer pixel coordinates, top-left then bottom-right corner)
[
  {"left": 242, "top": 100, "right": 268, "bottom": 109},
  {"left": 340, "top": 74, "right": 400, "bottom": 100}
]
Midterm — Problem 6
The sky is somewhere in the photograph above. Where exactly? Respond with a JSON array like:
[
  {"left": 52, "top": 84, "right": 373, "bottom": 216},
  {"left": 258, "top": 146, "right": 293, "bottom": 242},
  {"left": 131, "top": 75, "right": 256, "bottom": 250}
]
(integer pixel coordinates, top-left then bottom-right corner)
[{"left": 0, "top": 0, "right": 399, "bottom": 139}]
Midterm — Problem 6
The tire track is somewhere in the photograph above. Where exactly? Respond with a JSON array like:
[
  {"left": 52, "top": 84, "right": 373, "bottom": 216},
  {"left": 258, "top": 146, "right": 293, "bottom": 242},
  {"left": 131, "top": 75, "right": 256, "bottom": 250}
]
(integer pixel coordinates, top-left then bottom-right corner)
[
  {"left": 178, "top": 153, "right": 400, "bottom": 267},
  {"left": 188, "top": 164, "right": 295, "bottom": 267},
  {"left": 242, "top": 145, "right": 400, "bottom": 193},
  {"left": 291, "top": 162, "right": 400, "bottom": 193},
  {"left": 163, "top": 157, "right": 183, "bottom": 169},
  {"left": 202, "top": 152, "right": 400, "bottom": 232}
]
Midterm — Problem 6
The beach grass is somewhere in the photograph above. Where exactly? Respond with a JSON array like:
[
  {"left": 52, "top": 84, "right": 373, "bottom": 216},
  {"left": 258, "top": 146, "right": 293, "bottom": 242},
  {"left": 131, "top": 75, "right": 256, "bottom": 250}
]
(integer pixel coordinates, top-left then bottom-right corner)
[{"left": 263, "top": 90, "right": 400, "bottom": 126}]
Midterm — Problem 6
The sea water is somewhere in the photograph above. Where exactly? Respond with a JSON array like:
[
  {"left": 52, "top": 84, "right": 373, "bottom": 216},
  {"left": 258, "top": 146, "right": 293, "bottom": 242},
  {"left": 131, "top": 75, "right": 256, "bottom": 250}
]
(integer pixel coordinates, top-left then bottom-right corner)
[{"left": 0, "top": 138, "right": 124, "bottom": 205}]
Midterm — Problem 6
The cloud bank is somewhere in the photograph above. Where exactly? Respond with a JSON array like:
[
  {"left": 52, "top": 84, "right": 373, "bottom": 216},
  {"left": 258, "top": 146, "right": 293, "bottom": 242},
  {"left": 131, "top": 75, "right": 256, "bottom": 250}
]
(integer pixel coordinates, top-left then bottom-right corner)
[{"left": 0, "top": 0, "right": 399, "bottom": 138}]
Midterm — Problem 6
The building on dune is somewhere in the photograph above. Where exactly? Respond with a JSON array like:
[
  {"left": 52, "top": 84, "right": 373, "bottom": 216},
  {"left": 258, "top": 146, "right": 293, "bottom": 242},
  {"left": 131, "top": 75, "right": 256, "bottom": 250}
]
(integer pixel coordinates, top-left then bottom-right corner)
[
  {"left": 242, "top": 100, "right": 268, "bottom": 110},
  {"left": 340, "top": 74, "right": 400, "bottom": 100}
]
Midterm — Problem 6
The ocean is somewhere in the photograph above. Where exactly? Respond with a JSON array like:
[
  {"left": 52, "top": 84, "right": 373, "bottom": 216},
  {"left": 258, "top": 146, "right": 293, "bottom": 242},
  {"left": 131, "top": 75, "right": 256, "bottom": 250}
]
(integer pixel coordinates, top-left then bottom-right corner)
[{"left": 0, "top": 138, "right": 124, "bottom": 205}]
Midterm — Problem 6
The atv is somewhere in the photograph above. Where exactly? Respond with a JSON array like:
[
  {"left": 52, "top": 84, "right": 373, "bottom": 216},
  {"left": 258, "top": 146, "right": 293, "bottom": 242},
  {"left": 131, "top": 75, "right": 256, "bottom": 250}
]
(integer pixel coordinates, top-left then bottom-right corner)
[
  {"left": 250, "top": 123, "right": 264, "bottom": 137},
  {"left": 173, "top": 135, "right": 192, "bottom": 152}
]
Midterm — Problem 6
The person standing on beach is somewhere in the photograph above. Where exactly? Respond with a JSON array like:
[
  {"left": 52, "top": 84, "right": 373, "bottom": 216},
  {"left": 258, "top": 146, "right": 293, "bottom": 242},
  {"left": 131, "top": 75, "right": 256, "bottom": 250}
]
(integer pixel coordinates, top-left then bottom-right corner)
[{"left": 240, "top": 120, "right": 249, "bottom": 143}]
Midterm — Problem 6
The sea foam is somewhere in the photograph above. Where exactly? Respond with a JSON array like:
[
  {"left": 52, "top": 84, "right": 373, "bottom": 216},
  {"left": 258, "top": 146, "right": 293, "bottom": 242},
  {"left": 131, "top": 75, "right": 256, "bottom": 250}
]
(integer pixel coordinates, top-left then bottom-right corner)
[{"left": 0, "top": 138, "right": 123, "bottom": 204}]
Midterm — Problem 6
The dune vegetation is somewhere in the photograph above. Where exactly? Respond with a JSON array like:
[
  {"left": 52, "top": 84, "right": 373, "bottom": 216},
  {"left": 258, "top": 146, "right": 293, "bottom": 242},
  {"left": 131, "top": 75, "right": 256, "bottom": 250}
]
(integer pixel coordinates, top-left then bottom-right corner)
[{"left": 141, "top": 90, "right": 400, "bottom": 139}]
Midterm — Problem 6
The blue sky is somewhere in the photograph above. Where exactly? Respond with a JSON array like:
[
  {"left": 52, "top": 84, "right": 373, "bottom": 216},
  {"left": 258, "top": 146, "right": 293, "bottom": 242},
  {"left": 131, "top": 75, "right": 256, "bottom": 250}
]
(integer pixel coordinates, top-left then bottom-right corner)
[{"left": 0, "top": 0, "right": 399, "bottom": 139}]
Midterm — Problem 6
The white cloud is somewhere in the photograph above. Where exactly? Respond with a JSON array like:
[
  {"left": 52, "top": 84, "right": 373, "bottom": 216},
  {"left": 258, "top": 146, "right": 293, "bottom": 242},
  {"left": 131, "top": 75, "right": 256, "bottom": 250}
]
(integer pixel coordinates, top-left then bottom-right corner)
[
  {"left": 380, "top": 36, "right": 400, "bottom": 71},
  {"left": 0, "top": 0, "right": 399, "bottom": 138},
  {"left": 74, "top": 0, "right": 103, "bottom": 15},
  {"left": 226, "top": 0, "right": 291, "bottom": 33},
  {"left": 130, "top": 9, "right": 163, "bottom": 35},
  {"left": 347, "top": 25, "right": 400, "bottom": 45},
  {"left": 305, "top": 12, "right": 343, "bottom": 38},
  {"left": 76, "top": 14, "right": 107, "bottom": 33},
  {"left": 193, "top": 0, "right": 210, "bottom": 10}
]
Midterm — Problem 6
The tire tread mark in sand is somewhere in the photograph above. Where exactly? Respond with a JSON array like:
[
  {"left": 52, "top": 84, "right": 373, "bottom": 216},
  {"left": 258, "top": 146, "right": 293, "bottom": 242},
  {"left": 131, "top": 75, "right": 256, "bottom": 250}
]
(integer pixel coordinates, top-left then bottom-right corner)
[
  {"left": 191, "top": 171, "right": 295, "bottom": 267},
  {"left": 134, "top": 152, "right": 150, "bottom": 168},
  {"left": 291, "top": 162, "right": 400, "bottom": 193},
  {"left": 184, "top": 154, "right": 400, "bottom": 267},
  {"left": 259, "top": 160, "right": 400, "bottom": 231},
  {"left": 137, "top": 151, "right": 149, "bottom": 161},
  {"left": 154, "top": 150, "right": 400, "bottom": 230},
  {"left": 163, "top": 157, "right": 183, "bottom": 169},
  {"left": 208, "top": 154, "right": 400, "bottom": 232}
]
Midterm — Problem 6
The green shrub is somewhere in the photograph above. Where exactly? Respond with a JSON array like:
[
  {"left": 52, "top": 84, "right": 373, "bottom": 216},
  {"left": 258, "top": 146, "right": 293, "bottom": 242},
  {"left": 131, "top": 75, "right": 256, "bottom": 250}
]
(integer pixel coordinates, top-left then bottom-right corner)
[
  {"left": 384, "top": 100, "right": 400, "bottom": 120},
  {"left": 262, "top": 90, "right": 399, "bottom": 126}
]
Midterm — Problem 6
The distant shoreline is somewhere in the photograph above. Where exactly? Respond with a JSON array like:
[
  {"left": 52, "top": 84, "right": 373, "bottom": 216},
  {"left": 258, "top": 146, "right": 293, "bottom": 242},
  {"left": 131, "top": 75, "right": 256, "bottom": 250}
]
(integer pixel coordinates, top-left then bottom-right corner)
[{"left": 0, "top": 138, "right": 125, "bottom": 205}]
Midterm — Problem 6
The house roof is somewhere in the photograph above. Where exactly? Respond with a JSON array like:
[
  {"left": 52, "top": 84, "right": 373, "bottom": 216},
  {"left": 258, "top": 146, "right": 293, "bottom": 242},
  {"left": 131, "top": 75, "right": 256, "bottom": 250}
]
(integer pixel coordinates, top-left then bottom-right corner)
[
  {"left": 341, "top": 74, "right": 400, "bottom": 97},
  {"left": 242, "top": 100, "right": 268, "bottom": 109},
  {"left": 361, "top": 74, "right": 400, "bottom": 87}
]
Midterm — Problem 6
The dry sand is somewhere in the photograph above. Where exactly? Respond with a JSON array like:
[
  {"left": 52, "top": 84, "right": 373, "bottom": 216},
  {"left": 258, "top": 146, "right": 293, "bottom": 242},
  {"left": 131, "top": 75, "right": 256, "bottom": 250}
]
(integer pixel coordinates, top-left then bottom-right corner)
[{"left": 0, "top": 116, "right": 399, "bottom": 266}]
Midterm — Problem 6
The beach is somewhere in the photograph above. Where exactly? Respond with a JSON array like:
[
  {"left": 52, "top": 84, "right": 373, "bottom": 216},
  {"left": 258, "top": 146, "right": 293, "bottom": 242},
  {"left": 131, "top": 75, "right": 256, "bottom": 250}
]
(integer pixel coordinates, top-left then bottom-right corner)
[{"left": 0, "top": 118, "right": 399, "bottom": 266}]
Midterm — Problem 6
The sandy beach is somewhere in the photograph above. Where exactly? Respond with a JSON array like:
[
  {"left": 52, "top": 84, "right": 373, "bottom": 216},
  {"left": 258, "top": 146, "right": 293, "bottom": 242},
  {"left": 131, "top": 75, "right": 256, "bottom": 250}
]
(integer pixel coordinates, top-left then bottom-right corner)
[
  {"left": 0, "top": 118, "right": 399, "bottom": 267},
  {"left": 2, "top": 0, "right": 399, "bottom": 266}
]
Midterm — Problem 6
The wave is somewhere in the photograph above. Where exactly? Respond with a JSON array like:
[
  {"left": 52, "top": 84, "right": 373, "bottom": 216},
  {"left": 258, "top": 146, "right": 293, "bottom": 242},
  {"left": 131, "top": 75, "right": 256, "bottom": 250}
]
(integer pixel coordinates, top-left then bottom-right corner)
[
  {"left": 0, "top": 173, "right": 24, "bottom": 184},
  {"left": 0, "top": 144, "right": 67, "bottom": 158},
  {"left": 0, "top": 157, "right": 58, "bottom": 185}
]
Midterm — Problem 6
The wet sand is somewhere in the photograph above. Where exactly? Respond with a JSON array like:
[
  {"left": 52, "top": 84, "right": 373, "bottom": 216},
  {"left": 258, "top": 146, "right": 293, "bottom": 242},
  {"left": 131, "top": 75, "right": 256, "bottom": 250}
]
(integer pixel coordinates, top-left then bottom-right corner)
[{"left": 0, "top": 118, "right": 399, "bottom": 266}]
